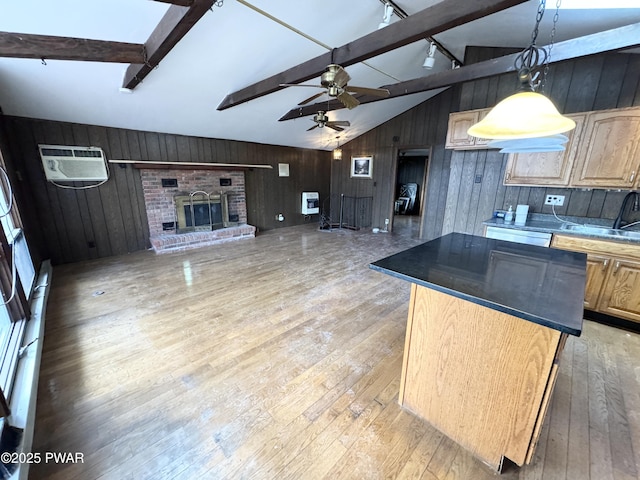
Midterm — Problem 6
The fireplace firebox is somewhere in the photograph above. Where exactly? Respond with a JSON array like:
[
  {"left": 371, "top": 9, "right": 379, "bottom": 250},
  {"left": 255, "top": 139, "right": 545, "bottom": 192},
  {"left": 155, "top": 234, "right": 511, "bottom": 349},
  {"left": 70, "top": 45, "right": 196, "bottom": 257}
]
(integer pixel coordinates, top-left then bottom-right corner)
[{"left": 174, "top": 192, "right": 236, "bottom": 233}]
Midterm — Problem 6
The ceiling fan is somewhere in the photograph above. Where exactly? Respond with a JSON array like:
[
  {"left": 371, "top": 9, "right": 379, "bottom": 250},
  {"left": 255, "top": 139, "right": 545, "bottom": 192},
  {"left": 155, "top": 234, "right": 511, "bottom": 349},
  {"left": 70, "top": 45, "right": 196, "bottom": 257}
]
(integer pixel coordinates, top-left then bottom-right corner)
[
  {"left": 282, "top": 64, "right": 390, "bottom": 110},
  {"left": 307, "top": 111, "right": 350, "bottom": 132}
]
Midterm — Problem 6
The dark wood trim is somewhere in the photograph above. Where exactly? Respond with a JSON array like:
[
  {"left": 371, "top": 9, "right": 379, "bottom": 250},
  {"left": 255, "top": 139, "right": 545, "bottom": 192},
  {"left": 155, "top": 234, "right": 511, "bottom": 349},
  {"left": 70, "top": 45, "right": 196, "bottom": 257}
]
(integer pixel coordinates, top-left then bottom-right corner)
[
  {"left": 0, "top": 32, "right": 144, "bottom": 63},
  {"left": 122, "top": 0, "right": 217, "bottom": 90},
  {"left": 279, "top": 22, "right": 640, "bottom": 121},
  {"left": 584, "top": 309, "right": 640, "bottom": 334},
  {"left": 216, "top": 0, "right": 527, "bottom": 110},
  {"left": 111, "top": 160, "right": 273, "bottom": 170}
]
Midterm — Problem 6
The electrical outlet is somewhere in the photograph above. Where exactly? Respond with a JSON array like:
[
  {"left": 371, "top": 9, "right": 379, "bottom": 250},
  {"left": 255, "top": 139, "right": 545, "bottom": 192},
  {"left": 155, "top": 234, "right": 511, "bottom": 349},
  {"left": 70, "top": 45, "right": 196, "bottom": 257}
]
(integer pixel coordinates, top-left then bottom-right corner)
[{"left": 544, "top": 194, "right": 565, "bottom": 206}]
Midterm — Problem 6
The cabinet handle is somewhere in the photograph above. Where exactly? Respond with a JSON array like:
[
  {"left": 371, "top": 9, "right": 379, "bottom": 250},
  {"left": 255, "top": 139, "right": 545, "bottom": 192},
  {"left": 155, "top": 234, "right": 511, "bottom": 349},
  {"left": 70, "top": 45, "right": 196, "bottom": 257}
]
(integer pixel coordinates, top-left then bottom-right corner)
[
  {"left": 613, "top": 261, "right": 621, "bottom": 275},
  {"left": 506, "top": 172, "right": 511, "bottom": 181},
  {"left": 630, "top": 171, "right": 636, "bottom": 183},
  {"left": 602, "top": 259, "right": 609, "bottom": 271}
]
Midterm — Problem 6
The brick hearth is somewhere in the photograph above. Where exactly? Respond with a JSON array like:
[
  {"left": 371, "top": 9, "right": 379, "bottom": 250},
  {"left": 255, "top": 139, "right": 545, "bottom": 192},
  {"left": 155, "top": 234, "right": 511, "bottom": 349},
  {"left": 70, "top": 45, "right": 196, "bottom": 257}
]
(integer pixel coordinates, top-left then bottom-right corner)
[
  {"left": 140, "top": 168, "right": 256, "bottom": 253},
  {"left": 149, "top": 225, "right": 256, "bottom": 254}
]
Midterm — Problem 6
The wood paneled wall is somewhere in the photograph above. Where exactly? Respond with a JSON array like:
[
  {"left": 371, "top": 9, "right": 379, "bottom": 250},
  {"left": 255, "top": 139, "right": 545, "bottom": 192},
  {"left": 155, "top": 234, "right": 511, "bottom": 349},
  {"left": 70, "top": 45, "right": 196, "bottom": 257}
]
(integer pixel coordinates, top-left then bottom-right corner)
[
  {"left": 333, "top": 49, "right": 640, "bottom": 240},
  {"left": 0, "top": 116, "right": 330, "bottom": 265},
  {"left": 331, "top": 86, "right": 461, "bottom": 238}
]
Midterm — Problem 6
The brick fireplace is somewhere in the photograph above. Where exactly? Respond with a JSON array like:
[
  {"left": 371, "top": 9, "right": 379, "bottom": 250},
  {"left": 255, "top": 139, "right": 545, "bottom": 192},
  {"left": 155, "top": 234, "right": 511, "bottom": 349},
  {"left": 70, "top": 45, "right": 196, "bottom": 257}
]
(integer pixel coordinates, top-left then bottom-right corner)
[{"left": 140, "top": 168, "right": 256, "bottom": 253}]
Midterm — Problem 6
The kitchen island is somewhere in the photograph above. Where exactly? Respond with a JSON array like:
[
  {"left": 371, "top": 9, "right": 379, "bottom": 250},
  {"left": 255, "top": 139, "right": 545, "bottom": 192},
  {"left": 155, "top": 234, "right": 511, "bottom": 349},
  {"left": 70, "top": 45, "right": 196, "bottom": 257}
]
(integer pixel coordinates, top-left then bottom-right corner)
[{"left": 370, "top": 232, "right": 586, "bottom": 471}]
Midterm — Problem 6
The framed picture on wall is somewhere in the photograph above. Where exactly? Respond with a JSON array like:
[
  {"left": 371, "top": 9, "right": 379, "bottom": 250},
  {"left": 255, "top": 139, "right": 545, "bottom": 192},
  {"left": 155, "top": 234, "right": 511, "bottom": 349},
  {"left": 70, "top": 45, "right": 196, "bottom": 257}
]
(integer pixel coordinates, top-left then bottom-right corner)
[{"left": 350, "top": 156, "right": 373, "bottom": 178}]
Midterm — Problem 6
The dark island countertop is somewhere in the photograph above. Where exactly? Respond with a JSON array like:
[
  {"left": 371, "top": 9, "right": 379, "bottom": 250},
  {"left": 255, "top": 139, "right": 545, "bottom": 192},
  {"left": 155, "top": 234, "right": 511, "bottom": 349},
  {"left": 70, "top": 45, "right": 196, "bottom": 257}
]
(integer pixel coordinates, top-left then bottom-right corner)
[{"left": 370, "top": 232, "right": 586, "bottom": 336}]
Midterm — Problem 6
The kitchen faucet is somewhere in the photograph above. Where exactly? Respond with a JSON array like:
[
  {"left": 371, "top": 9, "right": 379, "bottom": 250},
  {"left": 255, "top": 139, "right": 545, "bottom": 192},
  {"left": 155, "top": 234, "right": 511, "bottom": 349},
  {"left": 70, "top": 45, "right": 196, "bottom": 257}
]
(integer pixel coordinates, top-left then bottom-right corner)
[{"left": 613, "top": 191, "right": 639, "bottom": 229}]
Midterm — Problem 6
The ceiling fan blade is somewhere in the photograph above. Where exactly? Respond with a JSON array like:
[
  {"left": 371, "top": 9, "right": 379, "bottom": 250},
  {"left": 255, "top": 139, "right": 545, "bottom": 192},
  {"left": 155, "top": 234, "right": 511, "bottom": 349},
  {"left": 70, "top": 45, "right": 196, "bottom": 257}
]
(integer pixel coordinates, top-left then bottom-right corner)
[
  {"left": 298, "top": 91, "right": 326, "bottom": 105},
  {"left": 337, "top": 90, "right": 360, "bottom": 109},
  {"left": 333, "top": 66, "right": 351, "bottom": 88},
  {"left": 327, "top": 124, "right": 345, "bottom": 132},
  {"left": 345, "top": 86, "right": 390, "bottom": 98},
  {"left": 306, "top": 124, "right": 320, "bottom": 131},
  {"left": 327, "top": 121, "right": 350, "bottom": 127},
  {"left": 280, "top": 83, "right": 323, "bottom": 88}
]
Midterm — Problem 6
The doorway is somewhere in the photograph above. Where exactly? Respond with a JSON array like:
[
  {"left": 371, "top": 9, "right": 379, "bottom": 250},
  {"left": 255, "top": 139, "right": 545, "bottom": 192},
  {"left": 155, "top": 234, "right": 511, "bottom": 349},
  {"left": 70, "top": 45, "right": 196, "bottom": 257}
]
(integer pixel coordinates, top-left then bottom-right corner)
[{"left": 392, "top": 148, "right": 430, "bottom": 239}]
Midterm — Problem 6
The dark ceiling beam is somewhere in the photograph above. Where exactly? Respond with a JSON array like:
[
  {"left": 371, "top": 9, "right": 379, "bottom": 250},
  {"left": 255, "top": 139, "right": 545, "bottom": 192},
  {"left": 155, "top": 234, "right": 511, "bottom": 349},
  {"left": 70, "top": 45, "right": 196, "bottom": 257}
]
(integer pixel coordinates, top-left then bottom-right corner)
[
  {"left": 153, "top": 0, "right": 194, "bottom": 6},
  {"left": 279, "top": 22, "right": 640, "bottom": 121},
  {"left": 122, "top": 0, "right": 216, "bottom": 90},
  {"left": 217, "top": 0, "right": 528, "bottom": 111},
  {"left": 0, "top": 32, "right": 144, "bottom": 63}
]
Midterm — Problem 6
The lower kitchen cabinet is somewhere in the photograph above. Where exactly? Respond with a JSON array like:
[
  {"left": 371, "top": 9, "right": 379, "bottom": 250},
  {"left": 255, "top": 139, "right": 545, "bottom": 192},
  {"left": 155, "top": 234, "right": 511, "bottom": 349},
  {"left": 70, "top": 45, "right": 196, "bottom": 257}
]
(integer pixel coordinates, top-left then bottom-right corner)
[
  {"left": 598, "top": 258, "right": 640, "bottom": 322},
  {"left": 551, "top": 234, "right": 640, "bottom": 324},
  {"left": 583, "top": 254, "right": 610, "bottom": 309}
]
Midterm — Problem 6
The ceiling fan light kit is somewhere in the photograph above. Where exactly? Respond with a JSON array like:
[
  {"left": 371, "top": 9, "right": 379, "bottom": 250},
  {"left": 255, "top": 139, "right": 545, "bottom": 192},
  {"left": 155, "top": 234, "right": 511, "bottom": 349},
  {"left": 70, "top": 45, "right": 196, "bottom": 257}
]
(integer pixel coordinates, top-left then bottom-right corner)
[
  {"left": 282, "top": 63, "right": 390, "bottom": 111},
  {"left": 468, "top": 0, "right": 576, "bottom": 150},
  {"left": 307, "top": 111, "right": 350, "bottom": 132}
]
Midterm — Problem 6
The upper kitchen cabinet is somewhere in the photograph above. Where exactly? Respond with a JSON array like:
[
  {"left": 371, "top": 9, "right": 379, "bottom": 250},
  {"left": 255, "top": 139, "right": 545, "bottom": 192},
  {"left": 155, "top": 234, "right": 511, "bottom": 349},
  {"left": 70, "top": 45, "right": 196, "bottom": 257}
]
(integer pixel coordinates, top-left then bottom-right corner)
[
  {"left": 504, "top": 114, "right": 586, "bottom": 186},
  {"left": 570, "top": 108, "right": 640, "bottom": 188},
  {"left": 445, "top": 109, "right": 490, "bottom": 150}
]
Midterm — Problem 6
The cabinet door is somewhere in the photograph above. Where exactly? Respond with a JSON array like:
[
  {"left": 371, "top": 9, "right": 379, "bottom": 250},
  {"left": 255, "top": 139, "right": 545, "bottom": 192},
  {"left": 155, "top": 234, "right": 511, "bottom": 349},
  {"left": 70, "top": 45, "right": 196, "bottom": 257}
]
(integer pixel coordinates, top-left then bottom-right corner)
[
  {"left": 599, "top": 258, "right": 640, "bottom": 323},
  {"left": 504, "top": 114, "right": 585, "bottom": 186},
  {"left": 571, "top": 109, "right": 640, "bottom": 188},
  {"left": 446, "top": 111, "right": 478, "bottom": 148},
  {"left": 473, "top": 109, "right": 491, "bottom": 147},
  {"left": 584, "top": 254, "right": 610, "bottom": 309}
]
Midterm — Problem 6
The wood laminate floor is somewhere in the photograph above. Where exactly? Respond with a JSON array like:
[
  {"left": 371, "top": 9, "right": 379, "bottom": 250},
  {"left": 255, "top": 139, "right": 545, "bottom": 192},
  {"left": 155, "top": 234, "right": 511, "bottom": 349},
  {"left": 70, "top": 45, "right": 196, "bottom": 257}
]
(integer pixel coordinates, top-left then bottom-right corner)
[{"left": 30, "top": 224, "right": 640, "bottom": 479}]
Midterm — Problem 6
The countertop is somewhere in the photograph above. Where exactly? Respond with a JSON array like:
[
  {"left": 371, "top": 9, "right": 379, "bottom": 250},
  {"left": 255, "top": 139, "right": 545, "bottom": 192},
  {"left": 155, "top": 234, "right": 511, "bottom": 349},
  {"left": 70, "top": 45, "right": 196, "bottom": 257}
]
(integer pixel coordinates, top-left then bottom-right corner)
[
  {"left": 483, "top": 213, "right": 640, "bottom": 244},
  {"left": 370, "top": 232, "right": 586, "bottom": 336}
]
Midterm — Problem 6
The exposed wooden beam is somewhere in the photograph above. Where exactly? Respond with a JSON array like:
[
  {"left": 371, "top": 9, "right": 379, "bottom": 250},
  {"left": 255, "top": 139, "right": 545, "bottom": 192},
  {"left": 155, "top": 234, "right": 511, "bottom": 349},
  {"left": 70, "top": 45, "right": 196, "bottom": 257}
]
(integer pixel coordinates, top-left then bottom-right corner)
[
  {"left": 0, "top": 32, "right": 144, "bottom": 63},
  {"left": 122, "top": 0, "right": 216, "bottom": 90},
  {"left": 216, "top": 0, "right": 527, "bottom": 111},
  {"left": 279, "top": 22, "right": 640, "bottom": 121},
  {"left": 153, "top": 0, "right": 194, "bottom": 6}
]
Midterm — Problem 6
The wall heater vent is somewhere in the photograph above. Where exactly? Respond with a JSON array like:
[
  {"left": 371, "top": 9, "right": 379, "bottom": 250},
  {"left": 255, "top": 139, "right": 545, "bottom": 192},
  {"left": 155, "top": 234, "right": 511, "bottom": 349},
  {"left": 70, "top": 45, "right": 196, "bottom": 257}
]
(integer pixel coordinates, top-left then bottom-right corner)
[{"left": 38, "top": 145, "right": 108, "bottom": 181}]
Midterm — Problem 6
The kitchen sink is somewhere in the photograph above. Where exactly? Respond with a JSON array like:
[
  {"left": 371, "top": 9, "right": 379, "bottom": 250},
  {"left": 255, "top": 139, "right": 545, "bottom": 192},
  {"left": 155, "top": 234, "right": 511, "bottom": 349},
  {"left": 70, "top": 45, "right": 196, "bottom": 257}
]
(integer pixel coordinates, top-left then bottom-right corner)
[{"left": 561, "top": 223, "right": 640, "bottom": 240}]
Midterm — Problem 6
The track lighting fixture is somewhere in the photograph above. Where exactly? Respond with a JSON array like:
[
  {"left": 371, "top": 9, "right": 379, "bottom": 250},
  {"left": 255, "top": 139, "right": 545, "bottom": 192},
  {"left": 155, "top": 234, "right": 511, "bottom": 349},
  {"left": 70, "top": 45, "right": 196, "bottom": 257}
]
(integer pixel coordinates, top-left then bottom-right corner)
[
  {"left": 422, "top": 42, "right": 437, "bottom": 69},
  {"left": 378, "top": 3, "right": 394, "bottom": 29}
]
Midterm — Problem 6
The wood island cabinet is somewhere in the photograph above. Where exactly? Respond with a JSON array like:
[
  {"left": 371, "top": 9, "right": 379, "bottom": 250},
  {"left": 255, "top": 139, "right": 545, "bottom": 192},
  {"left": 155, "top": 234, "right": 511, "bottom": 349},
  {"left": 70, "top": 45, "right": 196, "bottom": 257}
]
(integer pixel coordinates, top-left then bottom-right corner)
[
  {"left": 503, "top": 114, "right": 585, "bottom": 186},
  {"left": 551, "top": 234, "right": 640, "bottom": 324},
  {"left": 371, "top": 233, "right": 585, "bottom": 472}
]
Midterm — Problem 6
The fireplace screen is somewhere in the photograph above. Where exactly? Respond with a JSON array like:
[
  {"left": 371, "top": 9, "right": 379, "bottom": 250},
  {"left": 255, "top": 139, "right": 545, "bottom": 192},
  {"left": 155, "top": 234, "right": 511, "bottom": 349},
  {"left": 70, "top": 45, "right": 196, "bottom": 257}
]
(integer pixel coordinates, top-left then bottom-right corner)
[
  {"left": 185, "top": 202, "right": 222, "bottom": 229},
  {"left": 174, "top": 192, "right": 234, "bottom": 233}
]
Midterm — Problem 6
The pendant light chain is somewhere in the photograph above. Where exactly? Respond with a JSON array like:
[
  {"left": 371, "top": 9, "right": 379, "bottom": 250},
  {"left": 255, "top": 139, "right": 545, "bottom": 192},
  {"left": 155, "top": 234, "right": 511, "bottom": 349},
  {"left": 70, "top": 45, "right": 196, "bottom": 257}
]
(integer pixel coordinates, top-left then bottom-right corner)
[
  {"left": 514, "top": 0, "right": 548, "bottom": 91},
  {"left": 541, "top": 0, "right": 562, "bottom": 93},
  {"left": 531, "top": 0, "right": 546, "bottom": 46}
]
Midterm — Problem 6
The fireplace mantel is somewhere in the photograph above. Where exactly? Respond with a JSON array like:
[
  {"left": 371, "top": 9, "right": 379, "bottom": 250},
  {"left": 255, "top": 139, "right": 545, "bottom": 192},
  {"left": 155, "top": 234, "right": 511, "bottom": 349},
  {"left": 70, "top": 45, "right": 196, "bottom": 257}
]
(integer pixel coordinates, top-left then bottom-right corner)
[{"left": 110, "top": 159, "right": 273, "bottom": 171}]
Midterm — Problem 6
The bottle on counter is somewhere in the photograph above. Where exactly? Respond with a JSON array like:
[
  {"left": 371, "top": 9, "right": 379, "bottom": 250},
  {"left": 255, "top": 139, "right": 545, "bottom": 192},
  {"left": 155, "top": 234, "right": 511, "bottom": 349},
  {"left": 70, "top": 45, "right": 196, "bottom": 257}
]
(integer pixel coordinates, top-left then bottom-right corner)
[{"left": 505, "top": 205, "right": 514, "bottom": 223}]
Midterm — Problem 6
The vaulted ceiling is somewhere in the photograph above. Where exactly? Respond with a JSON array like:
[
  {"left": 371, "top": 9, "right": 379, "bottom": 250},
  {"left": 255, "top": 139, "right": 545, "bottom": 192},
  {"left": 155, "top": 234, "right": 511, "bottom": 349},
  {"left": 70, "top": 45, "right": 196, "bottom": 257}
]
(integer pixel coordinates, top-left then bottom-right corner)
[{"left": 1, "top": 0, "right": 639, "bottom": 152}]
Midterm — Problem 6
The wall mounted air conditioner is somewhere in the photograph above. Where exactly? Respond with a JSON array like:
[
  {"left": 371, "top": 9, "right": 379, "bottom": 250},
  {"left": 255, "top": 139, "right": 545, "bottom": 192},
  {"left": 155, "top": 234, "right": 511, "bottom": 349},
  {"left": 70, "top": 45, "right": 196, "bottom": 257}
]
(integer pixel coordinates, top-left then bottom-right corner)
[{"left": 38, "top": 144, "right": 109, "bottom": 182}]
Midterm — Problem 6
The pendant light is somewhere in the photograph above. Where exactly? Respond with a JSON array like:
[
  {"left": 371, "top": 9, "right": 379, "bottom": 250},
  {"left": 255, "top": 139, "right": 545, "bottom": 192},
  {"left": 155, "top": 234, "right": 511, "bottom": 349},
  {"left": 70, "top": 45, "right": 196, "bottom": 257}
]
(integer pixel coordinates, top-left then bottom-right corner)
[
  {"left": 332, "top": 136, "right": 342, "bottom": 160},
  {"left": 468, "top": 0, "right": 575, "bottom": 146}
]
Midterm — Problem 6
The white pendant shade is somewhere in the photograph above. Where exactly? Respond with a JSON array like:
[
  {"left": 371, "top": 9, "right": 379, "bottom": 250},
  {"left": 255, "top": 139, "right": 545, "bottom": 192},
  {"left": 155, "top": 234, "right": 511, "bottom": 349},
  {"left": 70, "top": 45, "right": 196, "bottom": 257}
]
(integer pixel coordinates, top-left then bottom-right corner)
[
  {"left": 487, "top": 134, "right": 568, "bottom": 149},
  {"left": 468, "top": 92, "right": 576, "bottom": 140},
  {"left": 498, "top": 144, "right": 566, "bottom": 153}
]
